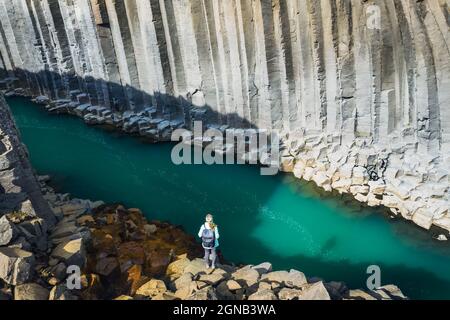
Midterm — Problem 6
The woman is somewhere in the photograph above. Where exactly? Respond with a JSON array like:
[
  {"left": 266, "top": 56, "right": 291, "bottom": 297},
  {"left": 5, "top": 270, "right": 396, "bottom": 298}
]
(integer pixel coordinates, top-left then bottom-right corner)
[{"left": 198, "top": 214, "right": 220, "bottom": 269}]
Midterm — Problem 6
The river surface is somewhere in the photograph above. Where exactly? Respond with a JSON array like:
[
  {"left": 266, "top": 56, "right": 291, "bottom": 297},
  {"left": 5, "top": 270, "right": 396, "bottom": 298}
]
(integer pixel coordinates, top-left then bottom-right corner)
[{"left": 8, "top": 97, "right": 450, "bottom": 299}]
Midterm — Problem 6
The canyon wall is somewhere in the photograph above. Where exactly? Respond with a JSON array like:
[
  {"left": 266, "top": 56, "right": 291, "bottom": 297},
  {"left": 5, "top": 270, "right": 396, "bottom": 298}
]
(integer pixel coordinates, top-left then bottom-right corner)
[
  {"left": 0, "top": 95, "right": 55, "bottom": 226},
  {"left": 0, "top": 0, "right": 449, "bottom": 233}
]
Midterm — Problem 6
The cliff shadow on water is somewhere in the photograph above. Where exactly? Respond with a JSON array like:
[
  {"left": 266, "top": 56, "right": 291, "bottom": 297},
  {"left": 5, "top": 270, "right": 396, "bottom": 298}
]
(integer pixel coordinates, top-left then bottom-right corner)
[{"left": 3, "top": 69, "right": 450, "bottom": 300}]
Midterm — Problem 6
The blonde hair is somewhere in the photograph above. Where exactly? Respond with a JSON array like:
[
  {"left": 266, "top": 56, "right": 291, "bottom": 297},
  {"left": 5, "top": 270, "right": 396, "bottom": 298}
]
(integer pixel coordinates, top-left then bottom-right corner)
[{"left": 205, "top": 214, "right": 216, "bottom": 230}]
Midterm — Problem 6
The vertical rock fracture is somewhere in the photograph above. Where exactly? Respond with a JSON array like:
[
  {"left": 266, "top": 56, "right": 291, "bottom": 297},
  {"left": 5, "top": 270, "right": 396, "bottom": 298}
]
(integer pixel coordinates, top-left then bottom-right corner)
[{"left": 0, "top": 0, "right": 448, "bottom": 233}]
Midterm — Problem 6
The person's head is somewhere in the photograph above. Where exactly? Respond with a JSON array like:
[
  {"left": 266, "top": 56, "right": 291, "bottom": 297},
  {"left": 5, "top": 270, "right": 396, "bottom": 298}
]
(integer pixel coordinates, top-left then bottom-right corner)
[{"left": 205, "top": 214, "right": 216, "bottom": 229}]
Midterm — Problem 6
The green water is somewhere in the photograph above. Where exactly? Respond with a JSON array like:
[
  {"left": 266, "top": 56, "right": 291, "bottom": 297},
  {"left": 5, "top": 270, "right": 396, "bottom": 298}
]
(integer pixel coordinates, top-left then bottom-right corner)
[{"left": 7, "top": 97, "right": 450, "bottom": 299}]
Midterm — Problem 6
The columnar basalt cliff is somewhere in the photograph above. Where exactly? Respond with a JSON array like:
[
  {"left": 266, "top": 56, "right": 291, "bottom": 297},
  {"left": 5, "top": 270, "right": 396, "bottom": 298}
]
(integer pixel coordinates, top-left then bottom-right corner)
[
  {"left": 0, "top": 95, "right": 55, "bottom": 225},
  {"left": 0, "top": 0, "right": 449, "bottom": 234}
]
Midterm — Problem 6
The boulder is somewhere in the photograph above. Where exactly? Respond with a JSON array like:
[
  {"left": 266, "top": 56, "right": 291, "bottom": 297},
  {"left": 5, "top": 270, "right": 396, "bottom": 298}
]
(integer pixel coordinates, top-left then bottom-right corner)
[
  {"left": 348, "top": 289, "right": 377, "bottom": 300},
  {"left": 19, "top": 218, "right": 47, "bottom": 239},
  {"left": 298, "top": 282, "right": 330, "bottom": 300},
  {"left": 51, "top": 238, "right": 86, "bottom": 268},
  {"left": 8, "top": 236, "right": 32, "bottom": 251},
  {"left": 278, "top": 288, "right": 303, "bottom": 300},
  {"left": 216, "top": 281, "right": 237, "bottom": 300},
  {"left": 195, "top": 281, "right": 209, "bottom": 290},
  {"left": 248, "top": 289, "right": 277, "bottom": 300},
  {"left": 257, "top": 281, "right": 272, "bottom": 291},
  {"left": 146, "top": 249, "right": 171, "bottom": 275},
  {"left": 50, "top": 262, "right": 67, "bottom": 281},
  {"left": 174, "top": 281, "right": 198, "bottom": 300},
  {"left": 143, "top": 224, "right": 157, "bottom": 236},
  {"left": 76, "top": 215, "right": 95, "bottom": 226},
  {"left": 152, "top": 291, "right": 178, "bottom": 300},
  {"left": 324, "top": 281, "right": 349, "bottom": 300},
  {"left": 126, "top": 264, "right": 144, "bottom": 295},
  {"left": 14, "top": 283, "right": 49, "bottom": 300},
  {"left": 60, "top": 203, "right": 87, "bottom": 217},
  {"left": 225, "top": 280, "right": 242, "bottom": 291},
  {"left": 136, "top": 279, "right": 167, "bottom": 298},
  {"left": 378, "top": 285, "right": 407, "bottom": 299},
  {"left": 433, "top": 217, "right": 450, "bottom": 233},
  {"left": 50, "top": 221, "right": 80, "bottom": 240},
  {"left": 167, "top": 257, "right": 190, "bottom": 277},
  {"left": 231, "top": 266, "right": 260, "bottom": 287},
  {"left": 436, "top": 234, "right": 448, "bottom": 241},
  {"left": 186, "top": 286, "right": 218, "bottom": 300},
  {"left": 173, "top": 273, "right": 193, "bottom": 290},
  {"left": 183, "top": 258, "right": 207, "bottom": 276},
  {"left": 0, "top": 215, "right": 18, "bottom": 245},
  {"left": 49, "top": 284, "right": 78, "bottom": 300},
  {"left": 368, "top": 180, "right": 386, "bottom": 195},
  {"left": 117, "top": 241, "right": 145, "bottom": 272},
  {"left": 261, "top": 270, "right": 307, "bottom": 288},
  {"left": 198, "top": 272, "right": 226, "bottom": 286},
  {"left": 0, "top": 247, "right": 35, "bottom": 285},
  {"left": 95, "top": 257, "right": 119, "bottom": 277},
  {"left": 371, "top": 289, "right": 392, "bottom": 300},
  {"left": 412, "top": 209, "right": 433, "bottom": 230},
  {"left": 252, "top": 262, "right": 272, "bottom": 275}
]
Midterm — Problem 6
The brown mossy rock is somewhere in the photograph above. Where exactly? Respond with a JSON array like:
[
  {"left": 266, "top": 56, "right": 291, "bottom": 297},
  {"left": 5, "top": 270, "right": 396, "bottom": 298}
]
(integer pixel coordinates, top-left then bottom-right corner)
[
  {"left": 95, "top": 257, "right": 120, "bottom": 277},
  {"left": 117, "top": 241, "right": 145, "bottom": 272},
  {"left": 80, "top": 204, "right": 203, "bottom": 299},
  {"left": 90, "top": 229, "right": 117, "bottom": 256},
  {"left": 77, "top": 215, "right": 95, "bottom": 226},
  {"left": 144, "top": 248, "right": 171, "bottom": 276},
  {"left": 79, "top": 274, "right": 103, "bottom": 300},
  {"left": 125, "top": 264, "right": 148, "bottom": 296}
]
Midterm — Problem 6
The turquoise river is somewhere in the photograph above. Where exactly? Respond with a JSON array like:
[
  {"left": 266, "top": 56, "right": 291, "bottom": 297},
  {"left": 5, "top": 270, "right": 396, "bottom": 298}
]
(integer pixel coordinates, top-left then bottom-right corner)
[{"left": 7, "top": 97, "right": 450, "bottom": 299}]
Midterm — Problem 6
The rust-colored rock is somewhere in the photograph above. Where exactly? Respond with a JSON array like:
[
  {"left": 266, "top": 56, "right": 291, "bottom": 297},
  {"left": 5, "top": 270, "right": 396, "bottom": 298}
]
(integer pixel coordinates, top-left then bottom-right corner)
[{"left": 80, "top": 204, "right": 202, "bottom": 299}]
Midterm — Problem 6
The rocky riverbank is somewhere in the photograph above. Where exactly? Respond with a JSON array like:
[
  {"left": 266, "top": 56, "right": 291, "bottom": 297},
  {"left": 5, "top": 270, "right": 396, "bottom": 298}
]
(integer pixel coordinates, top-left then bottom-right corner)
[{"left": 0, "top": 176, "right": 408, "bottom": 301}]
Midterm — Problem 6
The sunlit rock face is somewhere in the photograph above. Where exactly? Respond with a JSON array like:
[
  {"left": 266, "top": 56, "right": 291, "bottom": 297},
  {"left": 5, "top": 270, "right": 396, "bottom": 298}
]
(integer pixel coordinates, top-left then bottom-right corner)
[{"left": 0, "top": 0, "right": 448, "bottom": 233}]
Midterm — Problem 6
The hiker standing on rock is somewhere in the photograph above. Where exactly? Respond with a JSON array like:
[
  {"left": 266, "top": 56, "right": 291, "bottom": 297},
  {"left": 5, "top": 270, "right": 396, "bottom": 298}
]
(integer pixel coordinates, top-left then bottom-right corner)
[{"left": 198, "top": 214, "right": 219, "bottom": 269}]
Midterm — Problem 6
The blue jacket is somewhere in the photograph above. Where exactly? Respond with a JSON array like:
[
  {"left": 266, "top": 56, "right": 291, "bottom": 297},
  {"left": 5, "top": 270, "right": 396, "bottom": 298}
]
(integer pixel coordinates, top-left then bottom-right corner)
[{"left": 198, "top": 223, "right": 220, "bottom": 248}]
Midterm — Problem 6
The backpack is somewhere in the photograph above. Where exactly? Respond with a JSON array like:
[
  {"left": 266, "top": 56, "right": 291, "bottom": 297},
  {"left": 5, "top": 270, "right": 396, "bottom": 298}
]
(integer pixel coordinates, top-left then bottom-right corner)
[{"left": 201, "top": 226, "right": 215, "bottom": 248}]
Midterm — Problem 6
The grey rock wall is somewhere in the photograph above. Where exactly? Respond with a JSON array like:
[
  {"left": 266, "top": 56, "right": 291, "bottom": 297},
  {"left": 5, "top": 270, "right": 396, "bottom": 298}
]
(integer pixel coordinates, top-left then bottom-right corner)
[
  {"left": 0, "top": 94, "right": 57, "bottom": 287},
  {"left": 0, "top": 95, "right": 55, "bottom": 226},
  {"left": 0, "top": 0, "right": 448, "bottom": 233}
]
